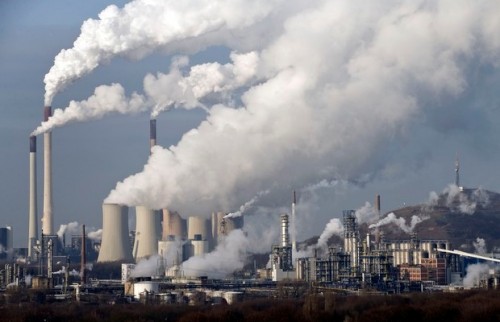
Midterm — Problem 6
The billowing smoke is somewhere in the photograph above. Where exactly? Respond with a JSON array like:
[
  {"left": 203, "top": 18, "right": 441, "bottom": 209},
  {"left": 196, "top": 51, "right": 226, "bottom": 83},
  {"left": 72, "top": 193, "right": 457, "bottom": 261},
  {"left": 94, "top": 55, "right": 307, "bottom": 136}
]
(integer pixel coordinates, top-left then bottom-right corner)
[
  {"left": 57, "top": 221, "right": 81, "bottom": 241},
  {"left": 355, "top": 202, "right": 379, "bottom": 225},
  {"left": 182, "top": 229, "right": 248, "bottom": 278},
  {"left": 224, "top": 190, "right": 269, "bottom": 218},
  {"left": 148, "top": 51, "right": 260, "bottom": 118},
  {"left": 463, "top": 263, "right": 491, "bottom": 289},
  {"left": 87, "top": 229, "right": 103, "bottom": 241},
  {"left": 103, "top": 1, "right": 500, "bottom": 216},
  {"left": 427, "top": 184, "right": 491, "bottom": 214},
  {"left": 368, "top": 212, "right": 428, "bottom": 234},
  {"left": 43, "top": 0, "right": 282, "bottom": 105},
  {"left": 473, "top": 237, "right": 487, "bottom": 254},
  {"left": 316, "top": 218, "right": 343, "bottom": 249},
  {"left": 131, "top": 255, "right": 162, "bottom": 278},
  {"left": 32, "top": 84, "right": 147, "bottom": 135}
]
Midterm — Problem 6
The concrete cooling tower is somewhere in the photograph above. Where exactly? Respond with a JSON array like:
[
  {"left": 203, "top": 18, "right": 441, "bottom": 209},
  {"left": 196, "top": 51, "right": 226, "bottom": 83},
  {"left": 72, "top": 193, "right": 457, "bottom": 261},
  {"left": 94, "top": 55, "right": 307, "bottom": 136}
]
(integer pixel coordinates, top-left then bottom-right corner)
[
  {"left": 162, "top": 209, "right": 185, "bottom": 240},
  {"left": 97, "top": 203, "right": 132, "bottom": 262},
  {"left": 133, "top": 206, "right": 159, "bottom": 261},
  {"left": 212, "top": 212, "right": 244, "bottom": 242},
  {"left": 187, "top": 216, "right": 210, "bottom": 241}
]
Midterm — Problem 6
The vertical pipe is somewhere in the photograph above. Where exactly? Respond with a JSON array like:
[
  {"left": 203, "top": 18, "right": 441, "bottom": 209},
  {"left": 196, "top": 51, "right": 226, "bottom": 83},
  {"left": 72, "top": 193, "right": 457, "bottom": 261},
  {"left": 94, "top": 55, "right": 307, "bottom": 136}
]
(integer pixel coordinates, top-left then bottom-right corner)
[
  {"left": 150, "top": 119, "right": 157, "bottom": 152},
  {"left": 42, "top": 106, "right": 53, "bottom": 235},
  {"left": 28, "top": 135, "right": 37, "bottom": 259},
  {"left": 291, "top": 190, "right": 296, "bottom": 252},
  {"left": 81, "top": 225, "right": 86, "bottom": 285}
]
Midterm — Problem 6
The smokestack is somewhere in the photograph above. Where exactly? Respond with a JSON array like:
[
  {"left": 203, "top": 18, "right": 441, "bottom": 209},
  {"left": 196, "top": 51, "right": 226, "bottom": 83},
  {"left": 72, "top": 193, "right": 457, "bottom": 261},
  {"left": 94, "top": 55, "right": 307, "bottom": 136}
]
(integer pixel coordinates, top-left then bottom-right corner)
[
  {"left": 375, "top": 194, "right": 381, "bottom": 245},
  {"left": 80, "top": 225, "right": 86, "bottom": 285},
  {"left": 42, "top": 106, "right": 53, "bottom": 235},
  {"left": 291, "top": 190, "right": 296, "bottom": 252},
  {"left": 28, "top": 135, "right": 37, "bottom": 259},
  {"left": 97, "top": 203, "right": 132, "bottom": 262},
  {"left": 150, "top": 119, "right": 157, "bottom": 152}
]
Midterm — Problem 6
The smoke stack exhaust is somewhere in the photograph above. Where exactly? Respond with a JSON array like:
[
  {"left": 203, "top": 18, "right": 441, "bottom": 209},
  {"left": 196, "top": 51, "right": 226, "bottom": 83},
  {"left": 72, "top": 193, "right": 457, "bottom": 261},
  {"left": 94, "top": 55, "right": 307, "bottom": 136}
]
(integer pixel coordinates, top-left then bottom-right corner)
[
  {"left": 150, "top": 119, "right": 157, "bottom": 152},
  {"left": 28, "top": 135, "right": 37, "bottom": 259},
  {"left": 42, "top": 106, "right": 53, "bottom": 235},
  {"left": 291, "top": 190, "right": 297, "bottom": 252}
]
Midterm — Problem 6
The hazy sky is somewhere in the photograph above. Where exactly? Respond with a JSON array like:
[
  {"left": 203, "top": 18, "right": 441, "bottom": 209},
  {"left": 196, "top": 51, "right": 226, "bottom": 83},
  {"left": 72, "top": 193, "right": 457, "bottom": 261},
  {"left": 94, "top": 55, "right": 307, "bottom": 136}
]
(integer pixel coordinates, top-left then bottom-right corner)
[{"left": 1, "top": 0, "right": 500, "bottom": 248}]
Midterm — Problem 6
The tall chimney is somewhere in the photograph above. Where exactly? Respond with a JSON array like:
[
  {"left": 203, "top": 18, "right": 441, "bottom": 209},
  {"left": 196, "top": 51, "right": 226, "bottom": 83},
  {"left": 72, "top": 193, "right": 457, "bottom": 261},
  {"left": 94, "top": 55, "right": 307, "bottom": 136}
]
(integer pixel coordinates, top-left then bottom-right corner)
[
  {"left": 291, "top": 190, "right": 297, "bottom": 252},
  {"left": 28, "top": 135, "right": 37, "bottom": 259},
  {"left": 81, "top": 225, "right": 86, "bottom": 285},
  {"left": 150, "top": 119, "right": 157, "bottom": 152},
  {"left": 42, "top": 106, "right": 53, "bottom": 235}
]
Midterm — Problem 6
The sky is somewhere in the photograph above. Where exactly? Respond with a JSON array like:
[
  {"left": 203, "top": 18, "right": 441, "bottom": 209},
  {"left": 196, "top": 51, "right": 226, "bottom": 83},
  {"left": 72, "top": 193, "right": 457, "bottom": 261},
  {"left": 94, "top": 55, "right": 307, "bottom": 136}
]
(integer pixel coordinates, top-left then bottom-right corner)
[{"left": 1, "top": 0, "right": 500, "bottom": 249}]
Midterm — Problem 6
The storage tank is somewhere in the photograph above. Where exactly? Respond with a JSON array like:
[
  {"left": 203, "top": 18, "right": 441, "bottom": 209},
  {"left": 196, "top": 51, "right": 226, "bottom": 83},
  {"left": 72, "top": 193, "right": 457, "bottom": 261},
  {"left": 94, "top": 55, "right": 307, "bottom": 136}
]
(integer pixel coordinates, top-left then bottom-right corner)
[
  {"left": 133, "top": 280, "right": 159, "bottom": 300},
  {"left": 97, "top": 203, "right": 132, "bottom": 262}
]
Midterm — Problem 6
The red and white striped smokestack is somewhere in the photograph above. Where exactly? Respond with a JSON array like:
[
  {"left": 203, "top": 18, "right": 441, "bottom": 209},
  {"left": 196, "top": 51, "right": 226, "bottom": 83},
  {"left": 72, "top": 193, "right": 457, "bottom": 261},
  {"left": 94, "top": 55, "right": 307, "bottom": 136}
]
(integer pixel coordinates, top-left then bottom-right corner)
[
  {"left": 150, "top": 119, "right": 157, "bottom": 153},
  {"left": 28, "top": 135, "right": 37, "bottom": 259},
  {"left": 42, "top": 106, "right": 53, "bottom": 235}
]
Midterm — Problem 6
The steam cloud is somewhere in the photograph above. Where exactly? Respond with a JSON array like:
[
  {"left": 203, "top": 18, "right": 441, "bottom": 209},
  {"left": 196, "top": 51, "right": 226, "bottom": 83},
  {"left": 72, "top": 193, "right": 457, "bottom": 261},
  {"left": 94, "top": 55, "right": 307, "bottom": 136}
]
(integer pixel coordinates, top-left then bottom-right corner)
[
  {"left": 43, "top": 0, "right": 280, "bottom": 105},
  {"left": 42, "top": 0, "right": 500, "bottom": 217},
  {"left": 427, "top": 184, "right": 491, "bottom": 215},
  {"left": 473, "top": 237, "right": 487, "bottom": 254},
  {"left": 224, "top": 190, "right": 269, "bottom": 218},
  {"left": 182, "top": 229, "right": 248, "bottom": 278},
  {"left": 368, "top": 212, "right": 428, "bottom": 234},
  {"left": 463, "top": 263, "right": 491, "bottom": 289}
]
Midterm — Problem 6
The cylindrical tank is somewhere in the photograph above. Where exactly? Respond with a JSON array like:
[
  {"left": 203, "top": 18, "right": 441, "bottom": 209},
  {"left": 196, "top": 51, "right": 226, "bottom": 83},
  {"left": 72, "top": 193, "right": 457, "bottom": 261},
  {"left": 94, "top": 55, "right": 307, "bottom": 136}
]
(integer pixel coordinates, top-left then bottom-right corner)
[
  {"left": 97, "top": 204, "right": 132, "bottom": 262},
  {"left": 133, "top": 281, "right": 159, "bottom": 300},
  {"left": 188, "top": 216, "right": 210, "bottom": 241},
  {"left": 280, "top": 214, "right": 289, "bottom": 247},
  {"left": 162, "top": 209, "right": 184, "bottom": 240},
  {"left": 134, "top": 206, "right": 159, "bottom": 261}
]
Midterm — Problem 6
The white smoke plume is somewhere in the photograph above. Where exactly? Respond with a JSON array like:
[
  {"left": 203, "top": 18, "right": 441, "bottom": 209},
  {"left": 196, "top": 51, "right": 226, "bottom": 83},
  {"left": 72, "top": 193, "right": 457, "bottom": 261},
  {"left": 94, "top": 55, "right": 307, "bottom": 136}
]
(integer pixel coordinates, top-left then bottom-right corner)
[
  {"left": 426, "top": 184, "right": 491, "bottom": 214},
  {"left": 181, "top": 229, "right": 248, "bottom": 278},
  {"left": 148, "top": 51, "right": 260, "bottom": 118},
  {"left": 131, "top": 255, "right": 162, "bottom": 278},
  {"left": 57, "top": 221, "right": 81, "bottom": 242},
  {"left": 224, "top": 190, "right": 270, "bottom": 218},
  {"left": 355, "top": 202, "right": 379, "bottom": 225},
  {"left": 473, "top": 237, "right": 487, "bottom": 254},
  {"left": 104, "top": 1, "right": 500, "bottom": 215},
  {"left": 32, "top": 84, "right": 147, "bottom": 135},
  {"left": 43, "top": 0, "right": 282, "bottom": 105},
  {"left": 40, "top": 1, "right": 499, "bottom": 216},
  {"left": 463, "top": 263, "right": 491, "bottom": 289},
  {"left": 87, "top": 229, "right": 103, "bottom": 241},
  {"left": 316, "top": 218, "right": 344, "bottom": 249},
  {"left": 368, "top": 212, "right": 428, "bottom": 234}
]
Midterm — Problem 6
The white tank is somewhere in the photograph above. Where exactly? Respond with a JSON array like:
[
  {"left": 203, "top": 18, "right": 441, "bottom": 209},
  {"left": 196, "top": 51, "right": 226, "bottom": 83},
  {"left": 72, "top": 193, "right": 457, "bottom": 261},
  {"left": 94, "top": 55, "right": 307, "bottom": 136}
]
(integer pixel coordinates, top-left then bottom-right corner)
[
  {"left": 188, "top": 216, "right": 210, "bottom": 241},
  {"left": 162, "top": 209, "right": 184, "bottom": 240},
  {"left": 97, "top": 203, "right": 132, "bottom": 262},
  {"left": 134, "top": 206, "right": 159, "bottom": 261},
  {"left": 133, "top": 281, "right": 159, "bottom": 300}
]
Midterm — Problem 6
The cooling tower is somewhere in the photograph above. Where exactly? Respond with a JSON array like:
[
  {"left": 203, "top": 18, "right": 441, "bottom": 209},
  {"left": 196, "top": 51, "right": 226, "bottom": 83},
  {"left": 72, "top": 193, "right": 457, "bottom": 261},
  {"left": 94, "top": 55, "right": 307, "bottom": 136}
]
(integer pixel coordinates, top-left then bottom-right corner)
[
  {"left": 133, "top": 206, "right": 158, "bottom": 261},
  {"left": 162, "top": 209, "right": 184, "bottom": 240},
  {"left": 211, "top": 212, "right": 225, "bottom": 243},
  {"left": 42, "top": 106, "right": 53, "bottom": 235},
  {"left": 191, "top": 235, "right": 209, "bottom": 257},
  {"left": 28, "top": 135, "right": 37, "bottom": 259},
  {"left": 187, "top": 216, "right": 210, "bottom": 241},
  {"left": 97, "top": 203, "right": 132, "bottom": 262}
]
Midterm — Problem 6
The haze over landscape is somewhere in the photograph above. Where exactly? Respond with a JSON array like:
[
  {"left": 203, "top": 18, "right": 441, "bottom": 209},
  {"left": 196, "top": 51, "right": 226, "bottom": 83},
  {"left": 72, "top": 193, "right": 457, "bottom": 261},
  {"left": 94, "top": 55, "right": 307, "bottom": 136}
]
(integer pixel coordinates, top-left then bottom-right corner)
[{"left": 1, "top": 0, "right": 500, "bottom": 251}]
